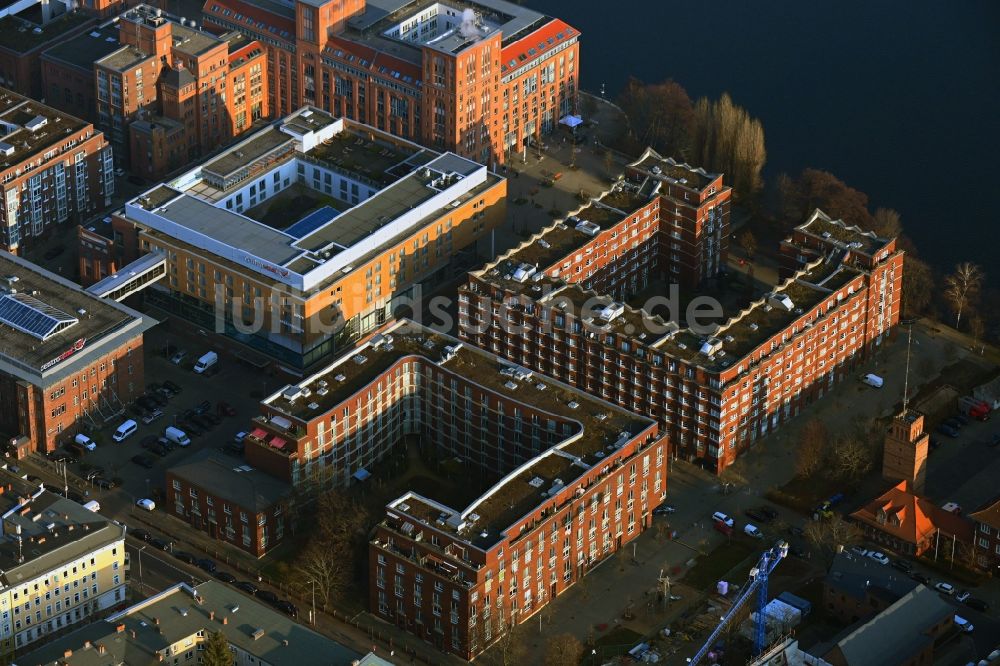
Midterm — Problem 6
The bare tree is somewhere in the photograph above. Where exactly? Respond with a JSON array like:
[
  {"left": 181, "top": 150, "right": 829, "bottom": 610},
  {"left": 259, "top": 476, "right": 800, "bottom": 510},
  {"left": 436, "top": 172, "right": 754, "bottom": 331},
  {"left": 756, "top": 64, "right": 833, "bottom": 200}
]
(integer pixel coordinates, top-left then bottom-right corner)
[
  {"left": 690, "top": 93, "right": 766, "bottom": 200},
  {"left": 804, "top": 516, "right": 862, "bottom": 561},
  {"left": 902, "top": 254, "right": 934, "bottom": 318},
  {"left": 544, "top": 633, "right": 584, "bottom": 666},
  {"left": 871, "top": 207, "right": 902, "bottom": 238},
  {"left": 830, "top": 435, "right": 875, "bottom": 482},
  {"left": 943, "top": 262, "right": 984, "bottom": 330},
  {"left": 479, "top": 613, "right": 526, "bottom": 666},
  {"left": 604, "top": 149, "right": 615, "bottom": 179},
  {"left": 795, "top": 419, "right": 828, "bottom": 478},
  {"left": 738, "top": 230, "right": 758, "bottom": 261},
  {"left": 970, "top": 316, "right": 986, "bottom": 354},
  {"left": 293, "top": 490, "right": 369, "bottom": 608}
]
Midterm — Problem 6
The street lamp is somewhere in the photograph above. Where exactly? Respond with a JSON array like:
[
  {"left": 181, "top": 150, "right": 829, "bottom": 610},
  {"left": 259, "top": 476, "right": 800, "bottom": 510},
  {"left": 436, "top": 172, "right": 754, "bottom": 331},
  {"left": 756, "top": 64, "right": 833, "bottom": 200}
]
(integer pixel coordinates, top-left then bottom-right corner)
[
  {"left": 136, "top": 545, "right": 146, "bottom": 592},
  {"left": 310, "top": 579, "right": 317, "bottom": 625}
]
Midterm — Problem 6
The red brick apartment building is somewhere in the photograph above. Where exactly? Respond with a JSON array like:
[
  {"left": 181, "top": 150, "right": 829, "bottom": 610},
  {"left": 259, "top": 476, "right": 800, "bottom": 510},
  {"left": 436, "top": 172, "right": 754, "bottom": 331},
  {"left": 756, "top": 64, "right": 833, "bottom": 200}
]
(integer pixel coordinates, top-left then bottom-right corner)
[
  {"left": 166, "top": 450, "right": 292, "bottom": 557},
  {"left": 459, "top": 197, "right": 903, "bottom": 473},
  {"left": 0, "top": 8, "right": 97, "bottom": 101},
  {"left": 0, "top": 88, "right": 114, "bottom": 253},
  {"left": 203, "top": 0, "right": 580, "bottom": 167},
  {"left": 244, "top": 319, "right": 667, "bottom": 658},
  {"left": 41, "top": 4, "right": 268, "bottom": 178},
  {"left": 0, "top": 251, "right": 153, "bottom": 454},
  {"left": 969, "top": 499, "right": 1000, "bottom": 571}
]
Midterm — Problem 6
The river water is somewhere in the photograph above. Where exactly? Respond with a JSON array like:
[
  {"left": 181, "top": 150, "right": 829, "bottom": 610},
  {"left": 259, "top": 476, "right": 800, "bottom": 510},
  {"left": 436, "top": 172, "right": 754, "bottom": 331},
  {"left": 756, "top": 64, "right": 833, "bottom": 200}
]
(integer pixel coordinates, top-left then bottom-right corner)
[{"left": 530, "top": 0, "right": 1000, "bottom": 275}]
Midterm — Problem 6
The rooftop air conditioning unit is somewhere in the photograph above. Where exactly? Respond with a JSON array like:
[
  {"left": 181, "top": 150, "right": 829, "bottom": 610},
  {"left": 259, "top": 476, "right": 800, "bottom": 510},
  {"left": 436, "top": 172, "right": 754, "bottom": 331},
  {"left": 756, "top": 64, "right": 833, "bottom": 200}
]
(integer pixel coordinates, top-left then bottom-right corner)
[{"left": 575, "top": 220, "right": 601, "bottom": 237}]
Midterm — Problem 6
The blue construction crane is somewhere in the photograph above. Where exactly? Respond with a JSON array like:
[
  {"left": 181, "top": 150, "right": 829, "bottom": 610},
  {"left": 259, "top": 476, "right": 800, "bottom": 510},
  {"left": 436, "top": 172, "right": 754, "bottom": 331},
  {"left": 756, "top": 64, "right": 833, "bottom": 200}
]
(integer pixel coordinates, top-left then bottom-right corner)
[{"left": 687, "top": 540, "right": 789, "bottom": 665}]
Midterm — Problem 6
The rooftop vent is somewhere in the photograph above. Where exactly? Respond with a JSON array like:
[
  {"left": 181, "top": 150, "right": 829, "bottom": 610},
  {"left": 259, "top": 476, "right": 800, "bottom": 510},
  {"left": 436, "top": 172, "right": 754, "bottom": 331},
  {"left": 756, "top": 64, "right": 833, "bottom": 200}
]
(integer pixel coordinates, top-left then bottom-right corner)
[
  {"left": 334, "top": 374, "right": 346, "bottom": 382},
  {"left": 0, "top": 142, "right": 14, "bottom": 157},
  {"left": 511, "top": 263, "right": 536, "bottom": 283},
  {"left": 353, "top": 354, "right": 367, "bottom": 364},
  {"left": 575, "top": 220, "right": 601, "bottom": 237},
  {"left": 251, "top": 628, "right": 265, "bottom": 640},
  {"left": 598, "top": 302, "right": 624, "bottom": 322},
  {"left": 528, "top": 477, "right": 544, "bottom": 488},
  {"left": 567, "top": 401, "right": 580, "bottom": 409},
  {"left": 699, "top": 338, "right": 723, "bottom": 357},
  {"left": 768, "top": 293, "right": 795, "bottom": 312},
  {"left": 749, "top": 323, "right": 759, "bottom": 331},
  {"left": 281, "top": 385, "right": 303, "bottom": 402},
  {"left": 24, "top": 116, "right": 48, "bottom": 132}
]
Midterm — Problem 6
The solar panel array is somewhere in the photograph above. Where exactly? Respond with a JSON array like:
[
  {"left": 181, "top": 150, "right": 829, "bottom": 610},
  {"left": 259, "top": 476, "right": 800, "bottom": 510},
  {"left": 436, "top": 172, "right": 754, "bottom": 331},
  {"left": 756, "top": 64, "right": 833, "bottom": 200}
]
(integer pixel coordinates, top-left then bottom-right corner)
[{"left": 0, "top": 293, "right": 78, "bottom": 341}]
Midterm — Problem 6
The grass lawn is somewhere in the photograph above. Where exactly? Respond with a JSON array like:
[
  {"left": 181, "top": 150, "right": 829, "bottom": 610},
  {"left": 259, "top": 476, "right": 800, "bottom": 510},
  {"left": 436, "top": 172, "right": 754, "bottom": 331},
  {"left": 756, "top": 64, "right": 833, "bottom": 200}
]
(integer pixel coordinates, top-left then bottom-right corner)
[
  {"left": 682, "top": 538, "right": 757, "bottom": 589},
  {"left": 767, "top": 475, "right": 845, "bottom": 514}
]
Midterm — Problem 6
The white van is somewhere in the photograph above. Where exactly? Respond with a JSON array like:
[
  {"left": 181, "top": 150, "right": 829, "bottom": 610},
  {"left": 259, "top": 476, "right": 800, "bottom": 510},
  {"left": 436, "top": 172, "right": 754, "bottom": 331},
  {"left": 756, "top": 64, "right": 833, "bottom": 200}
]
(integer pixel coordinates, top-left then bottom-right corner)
[
  {"left": 82, "top": 500, "right": 100, "bottom": 513},
  {"left": 744, "top": 524, "right": 763, "bottom": 539},
  {"left": 73, "top": 434, "right": 97, "bottom": 451},
  {"left": 193, "top": 351, "right": 218, "bottom": 374},
  {"left": 112, "top": 419, "right": 138, "bottom": 442},
  {"left": 862, "top": 373, "right": 884, "bottom": 388},
  {"left": 164, "top": 426, "right": 191, "bottom": 447}
]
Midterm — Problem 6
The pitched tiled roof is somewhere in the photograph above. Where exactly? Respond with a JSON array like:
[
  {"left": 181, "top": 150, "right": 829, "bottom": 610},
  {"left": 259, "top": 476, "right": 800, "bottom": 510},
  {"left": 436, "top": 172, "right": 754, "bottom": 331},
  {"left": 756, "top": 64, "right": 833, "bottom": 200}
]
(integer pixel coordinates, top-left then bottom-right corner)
[
  {"left": 969, "top": 495, "right": 1000, "bottom": 531},
  {"left": 850, "top": 481, "right": 973, "bottom": 545},
  {"left": 500, "top": 19, "right": 577, "bottom": 77}
]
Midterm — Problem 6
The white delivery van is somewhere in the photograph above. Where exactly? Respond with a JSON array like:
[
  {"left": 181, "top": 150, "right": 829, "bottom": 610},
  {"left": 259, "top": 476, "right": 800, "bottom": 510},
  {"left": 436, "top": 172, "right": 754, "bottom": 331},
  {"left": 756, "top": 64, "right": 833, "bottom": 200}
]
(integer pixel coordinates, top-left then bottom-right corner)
[
  {"left": 74, "top": 434, "right": 97, "bottom": 451},
  {"left": 82, "top": 500, "right": 100, "bottom": 513},
  {"left": 712, "top": 511, "right": 735, "bottom": 528},
  {"left": 862, "top": 373, "right": 884, "bottom": 388},
  {"left": 743, "top": 524, "right": 763, "bottom": 538},
  {"left": 193, "top": 351, "right": 218, "bottom": 374},
  {"left": 164, "top": 426, "right": 191, "bottom": 447},
  {"left": 112, "top": 419, "right": 138, "bottom": 442}
]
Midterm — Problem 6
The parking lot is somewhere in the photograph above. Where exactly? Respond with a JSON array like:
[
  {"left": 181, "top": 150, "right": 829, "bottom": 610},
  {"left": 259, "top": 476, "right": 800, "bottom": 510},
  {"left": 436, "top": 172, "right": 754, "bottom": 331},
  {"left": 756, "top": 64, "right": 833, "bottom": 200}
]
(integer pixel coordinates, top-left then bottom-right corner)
[
  {"left": 35, "top": 323, "right": 280, "bottom": 518},
  {"left": 924, "top": 412, "right": 1000, "bottom": 512}
]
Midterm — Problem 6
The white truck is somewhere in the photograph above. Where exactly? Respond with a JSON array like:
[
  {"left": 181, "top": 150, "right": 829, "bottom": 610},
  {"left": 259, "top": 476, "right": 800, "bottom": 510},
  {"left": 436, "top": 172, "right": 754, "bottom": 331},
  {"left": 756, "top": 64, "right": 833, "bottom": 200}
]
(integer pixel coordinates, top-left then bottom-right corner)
[{"left": 862, "top": 373, "right": 884, "bottom": 388}]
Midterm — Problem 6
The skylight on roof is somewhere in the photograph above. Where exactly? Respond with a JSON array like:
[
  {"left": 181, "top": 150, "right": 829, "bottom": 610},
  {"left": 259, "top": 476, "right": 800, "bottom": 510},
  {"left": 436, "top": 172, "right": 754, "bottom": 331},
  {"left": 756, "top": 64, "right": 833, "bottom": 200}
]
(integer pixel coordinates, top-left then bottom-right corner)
[{"left": 0, "top": 293, "right": 78, "bottom": 341}]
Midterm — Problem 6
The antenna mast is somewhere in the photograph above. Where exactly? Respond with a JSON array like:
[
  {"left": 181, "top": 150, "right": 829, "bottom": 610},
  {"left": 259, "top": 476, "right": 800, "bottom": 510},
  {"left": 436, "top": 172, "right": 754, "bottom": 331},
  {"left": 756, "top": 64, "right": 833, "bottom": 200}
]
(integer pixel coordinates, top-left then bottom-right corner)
[{"left": 902, "top": 325, "right": 913, "bottom": 412}]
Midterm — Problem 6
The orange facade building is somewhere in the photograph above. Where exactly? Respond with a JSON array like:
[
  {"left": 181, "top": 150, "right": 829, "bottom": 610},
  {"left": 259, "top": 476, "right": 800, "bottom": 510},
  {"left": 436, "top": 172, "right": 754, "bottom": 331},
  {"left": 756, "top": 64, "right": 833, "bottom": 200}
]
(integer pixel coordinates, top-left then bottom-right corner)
[
  {"left": 40, "top": 5, "right": 268, "bottom": 179},
  {"left": 203, "top": 0, "right": 579, "bottom": 168},
  {"left": 95, "top": 106, "right": 505, "bottom": 371}
]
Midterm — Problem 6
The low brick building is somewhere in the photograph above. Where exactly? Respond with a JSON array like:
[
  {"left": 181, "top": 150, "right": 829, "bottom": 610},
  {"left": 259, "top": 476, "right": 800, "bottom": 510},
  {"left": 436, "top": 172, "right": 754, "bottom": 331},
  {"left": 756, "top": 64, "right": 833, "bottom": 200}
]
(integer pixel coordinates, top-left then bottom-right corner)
[
  {"left": 850, "top": 481, "right": 973, "bottom": 558},
  {"left": 968, "top": 496, "right": 1000, "bottom": 571},
  {"left": 0, "top": 251, "right": 153, "bottom": 454},
  {"left": 166, "top": 450, "right": 292, "bottom": 558},
  {"left": 823, "top": 550, "right": 917, "bottom": 625}
]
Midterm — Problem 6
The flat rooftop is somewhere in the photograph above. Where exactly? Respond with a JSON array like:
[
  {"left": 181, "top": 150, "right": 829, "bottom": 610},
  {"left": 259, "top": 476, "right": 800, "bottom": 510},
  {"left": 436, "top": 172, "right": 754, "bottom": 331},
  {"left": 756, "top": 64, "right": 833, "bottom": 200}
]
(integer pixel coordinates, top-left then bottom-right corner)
[
  {"left": 797, "top": 208, "right": 891, "bottom": 256},
  {"left": 0, "top": 477, "right": 124, "bottom": 587},
  {"left": 629, "top": 148, "right": 720, "bottom": 193},
  {"left": 126, "top": 108, "right": 500, "bottom": 292},
  {"left": 0, "top": 10, "right": 93, "bottom": 54},
  {"left": 347, "top": 0, "right": 547, "bottom": 56},
  {"left": 0, "top": 251, "right": 152, "bottom": 380},
  {"left": 0, "top": 88, "right": 91, "bottom": 168},
  {"left": 265, "top": 320, "right": 653, "bottom": 547},
  {"left": 95, "top": 44, "right": 153, "bottom": 72},
  {"left": 167, "top": 450, "right": 291, "bottom": 512},
  {"left": 40, "top": 23, "right": 121, "bottom": 70},
  {"left": 19, "top": 581, "right": 359, "bottom": 665},
  {"left": 496, "top": 187, "right": 652, "bottom": 272}
]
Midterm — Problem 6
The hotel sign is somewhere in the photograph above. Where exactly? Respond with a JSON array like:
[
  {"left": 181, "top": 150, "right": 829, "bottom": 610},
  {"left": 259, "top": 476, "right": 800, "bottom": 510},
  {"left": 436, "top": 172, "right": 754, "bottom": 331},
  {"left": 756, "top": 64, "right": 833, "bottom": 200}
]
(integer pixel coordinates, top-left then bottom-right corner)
[
  {"left": 242, "top": 254, "right": 290, "bottom": 278},
  {"left": 40, "top": 338, "right": 87, "bottom": 371}
]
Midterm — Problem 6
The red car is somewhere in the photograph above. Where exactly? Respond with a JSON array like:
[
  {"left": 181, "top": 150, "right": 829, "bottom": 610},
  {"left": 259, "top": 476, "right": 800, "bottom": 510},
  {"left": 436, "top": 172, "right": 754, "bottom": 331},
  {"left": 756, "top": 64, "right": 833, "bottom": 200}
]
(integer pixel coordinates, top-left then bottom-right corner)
[{"left": 217, "top": 401, "right": 237, "bottom": 417}]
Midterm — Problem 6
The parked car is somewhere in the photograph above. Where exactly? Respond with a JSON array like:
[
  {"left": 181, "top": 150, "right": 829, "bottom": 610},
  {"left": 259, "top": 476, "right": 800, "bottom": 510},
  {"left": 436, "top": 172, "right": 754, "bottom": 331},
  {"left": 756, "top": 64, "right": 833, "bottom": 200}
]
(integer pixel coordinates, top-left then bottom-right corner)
[
  {"left": 131, "top": 529, "right": 151, "bottom": 542},
  {"left": 849, "top": 545, "right": 869, "bottom": 557},
  {"left": 944, "top": 417, "right": 964, "bottom": 430},
  {"left": 937, "top": 423, "right": 960, "bottom": 438},
  {"left": 163, "top": 380, "right": 182, "bottom": 394},
  {"left": 256, "top": 590, "right": 279, "bottom": 604},
  {"left": 653, "top": 504, "right": 676, "bottom": 516},
  {"left": 934, "top": 582, "right": 955, "bottom": 595},
  {"left": 910, "top": 572, "right": 931, "bottom": 585},
  {"left": 202, "top": 413, "right": 222, "bottom": 426},
  {"left": 174, "top": 551, "right": 196, "bottom": 564},
  {"left": 743, "top": 524, "right": 763, "bottom": 539},
  {"left": 137, "top": 396, "right": 160, "bottom": 412},
  {"left": 217, "top": 401, "right": 237, "bottom": 417},
  {"left": 787, "top": 525, "right": 805, "bottom": 538},
  {"left": 991, "top": 433, "right": 1000, "bottom": 448},
  {"left": 191, "top": 414, "right": 215, "bottom": 430},
  {"left": 136, "top": 498, "right": 156, "bottom": 511},
  {"left": 150, "top": 538, "right": 170, "bottom": 551},
  {"left": 275, "top": 601, "right": 298, "bottom": 618},
  {"left": 95, "top": 478, "right": 117, "bottom": 490},
  {"left": 215, "top": 571, "right": 237, "bottom": 584},
  {"left": 141, "top": 409, "right": 164, "bottom": 425},
  {"left": 952, "top": 413, "right": 970, "bottom": 427},
  {"left": 130, "top": 404, "right": 149, "bottom": 418},
  {"left": 236, "top": 581, "right": 259, "bottom": 595},
  {"left": 744, "top": 508, "right": 767, "bottom": 522},
  {"left": 234, "top": 431, "right": 248, "bottom": 444},
  {"left": 867, "top": 551, "right": 890, "bottom": 566},
  {"left": 759, "top": 506, "right": 779, "bottom": 521},
  {"left": 196, "top": 558, "right": 217, "bottom": 573},
  {"left": 712, "top": 511, "right": 734, "bottom": 528},
  {"left": 131, "top": 454, "right": 154, "bottom": 468},
  {"left": 170, "top": 350, "right": 188, "bottom": 365},
  {"left": 177, "top": 420, "right": 202, "bottom": 437},
  {"left": 890, "top": 559, "right": 912, "bottom": 573},
  {"left": 966, "top": 597, "right": 990, "bottom": 612},
  {"left": 194, "top": 400, "right": 212, "bottom": 415}
]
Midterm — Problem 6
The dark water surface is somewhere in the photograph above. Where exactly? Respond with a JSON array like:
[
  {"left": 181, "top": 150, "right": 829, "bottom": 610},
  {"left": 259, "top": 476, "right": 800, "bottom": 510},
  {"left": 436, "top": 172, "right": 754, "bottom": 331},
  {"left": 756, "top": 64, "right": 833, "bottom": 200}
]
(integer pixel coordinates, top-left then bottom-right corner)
[{"left": 532, "top": 0, "right": 1000, "bottom": 274}]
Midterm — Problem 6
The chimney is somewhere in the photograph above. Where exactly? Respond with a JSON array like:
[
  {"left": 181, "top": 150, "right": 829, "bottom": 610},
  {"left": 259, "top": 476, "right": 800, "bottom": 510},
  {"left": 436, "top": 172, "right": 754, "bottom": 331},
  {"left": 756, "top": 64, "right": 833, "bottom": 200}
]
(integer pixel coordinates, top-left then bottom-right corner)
[
  {"left": 158, "top": 654, "right": 164, "bottom": 662},
  {"left": 282, "top": 639, "right": 289, "bottom": 647},
  {"left": 84, "top": 640, "right": 92, "bottom": 649},
  {"left": 116, "top": 623, "right": 126, "bottom": 634},
  {"left": 64, "top": 649, "right": 73, "bottom": 658},
  {"left": 130, "top": 629, "right": 137, "bottom": 638},
  {"left": 209, "top": 611, "right": 215, "bottom": 621},
  {"left": 222, "top": 617, "right": 228, "bottom": 625},
  {"left": 97, "top": 643, "right": 107, "bottom": 654},
  {"left": 154, "top": 617, "right": 160, "bottom": 625}
]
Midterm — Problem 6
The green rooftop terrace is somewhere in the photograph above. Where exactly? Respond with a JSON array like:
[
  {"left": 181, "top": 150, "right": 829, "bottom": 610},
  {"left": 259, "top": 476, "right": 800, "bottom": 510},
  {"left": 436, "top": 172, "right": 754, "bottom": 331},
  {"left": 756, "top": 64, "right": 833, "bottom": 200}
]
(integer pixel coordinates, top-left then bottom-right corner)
[{"left": 0, "top": 10, "right": 93, "bottom": 54}]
